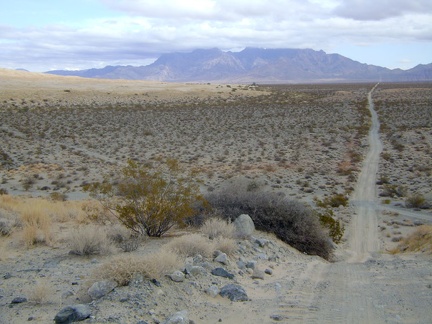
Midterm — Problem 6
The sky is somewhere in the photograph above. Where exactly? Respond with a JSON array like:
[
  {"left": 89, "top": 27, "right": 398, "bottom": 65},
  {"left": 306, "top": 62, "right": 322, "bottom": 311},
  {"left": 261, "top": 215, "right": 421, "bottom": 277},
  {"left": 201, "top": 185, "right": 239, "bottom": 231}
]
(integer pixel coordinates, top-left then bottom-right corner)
[{"left": 1, "top": 0, "right": 431, "bottom": 72}]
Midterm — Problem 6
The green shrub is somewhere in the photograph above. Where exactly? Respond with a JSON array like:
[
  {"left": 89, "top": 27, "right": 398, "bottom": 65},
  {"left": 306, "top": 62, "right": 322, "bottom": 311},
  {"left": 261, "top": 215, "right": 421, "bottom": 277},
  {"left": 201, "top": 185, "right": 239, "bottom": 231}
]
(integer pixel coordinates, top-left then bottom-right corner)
[
  {"left": 317, "top": 210, "right": 344, "bottom": 244},
  {"left": 315, "top": 194, "right": 349, "bottom": 208},
  {"left": 405, "top": 193, "right": 427, "bottom": 209},
  {"left": 206, "top": 183, "right": 333, "bottom": 260},
  {"left": 85, "top": 159, "right": 204, "bottom": 237}
]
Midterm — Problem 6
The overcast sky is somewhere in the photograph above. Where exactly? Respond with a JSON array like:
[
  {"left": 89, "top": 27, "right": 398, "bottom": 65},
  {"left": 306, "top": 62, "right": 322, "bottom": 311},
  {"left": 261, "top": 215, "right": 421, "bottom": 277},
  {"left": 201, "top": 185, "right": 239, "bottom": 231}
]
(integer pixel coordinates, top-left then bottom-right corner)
[{"left": 1, "top": 0, "right": 431, "bottom": 72}]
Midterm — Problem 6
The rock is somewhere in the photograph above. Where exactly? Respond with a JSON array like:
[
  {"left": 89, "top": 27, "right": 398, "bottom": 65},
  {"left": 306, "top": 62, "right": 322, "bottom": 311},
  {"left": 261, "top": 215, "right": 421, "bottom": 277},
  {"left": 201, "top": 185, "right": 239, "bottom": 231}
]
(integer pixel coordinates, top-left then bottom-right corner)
[
  {"left": 54, "top": 304, "right": 91, "bottom": 323},
  {"left": 246, "top": 261, "right": 256, "bottom": 269},
  {"left": 219, "top": 284, "right": 249, "bottom": 302},
  {"left": 3, "top": 273, "right": 12, "bottom": 279},
  {"left": 206, "top": 285, "right": 220, "bottom": 297},
  {"left": 163, "top": 310, "right": 189, "bottom": 324},
  {"left": 233, "top": 214, "right": 255, "bottom": 238},
  {"left": 256, "top": 253, "right": 268, "bottom": 260},
  {"left": 211, "top": 267, "right": 234, "bottom": 279},
  {"left": 88, "top": 280, "right": 118, "bottom": 300},
  {"left": 214, "top": 253, "right": 228, "bottom": 265},
  {"left": 255, "top": 238, "right": 269, "bottom": 247},
  {"left": 270, "top": 314, "right": 284, "bottom": 321},
  {"left": 11, "top": 296, "right": 27, "bottom": 304},
  {"left": 236, "top": 260, "right": 246, "bottom": 270},
  {"left": 168, "top": 271, "right": 185, "bottom": 282},
  {"left": 251, "top": 268, "right": 265, "bottom": 280},
  {"left": 265, "top": 268, "right": 273, "bottom": 275},
  {"left": 151, "top": 279, "right": 162, "bottom": 287},
  {"left": 188, "top": 266, "right": 206, "bottom": 277}
]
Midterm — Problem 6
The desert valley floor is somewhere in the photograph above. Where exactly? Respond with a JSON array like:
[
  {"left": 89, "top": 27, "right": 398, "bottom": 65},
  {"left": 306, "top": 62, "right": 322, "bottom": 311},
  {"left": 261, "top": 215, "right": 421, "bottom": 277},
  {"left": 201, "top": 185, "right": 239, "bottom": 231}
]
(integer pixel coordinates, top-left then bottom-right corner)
[{"left": 0, "top": 69, "right": 431, "bottom": 323}]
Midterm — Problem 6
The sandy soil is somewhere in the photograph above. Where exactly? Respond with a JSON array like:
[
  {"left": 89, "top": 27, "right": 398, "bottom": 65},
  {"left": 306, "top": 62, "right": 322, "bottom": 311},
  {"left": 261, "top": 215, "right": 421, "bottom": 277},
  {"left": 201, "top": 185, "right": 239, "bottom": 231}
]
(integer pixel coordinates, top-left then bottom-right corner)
[{"left": 1, "top": 71, "right": 431, "bottom": 323}]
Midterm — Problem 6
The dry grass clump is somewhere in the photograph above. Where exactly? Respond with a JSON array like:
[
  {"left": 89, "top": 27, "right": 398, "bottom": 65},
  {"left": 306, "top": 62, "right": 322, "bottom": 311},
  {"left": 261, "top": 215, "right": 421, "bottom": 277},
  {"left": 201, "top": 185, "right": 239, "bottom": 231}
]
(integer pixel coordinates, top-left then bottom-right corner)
[
  {"left": 164, "top": 233, "right": 214, "bottom": 258},
  {"left": 20, "top": 204, "right": 52, "bottom": 247},
  {"left": 200, "top": 217, "right": 235, "bottom": 239},
  {"left": 391, "top": 225, "right": 432, "bottom": 254},
  {"left": 95, "top": 250, "right": 181, "bottom": 285},
  {"left": 0, "top": 218, "right": 13, "bottom": 236},
  {"left": 213, "top": 237, "right": 237, "bottom": 256},
  {"left": 67, "top": 225, "right": 113, "bottom": 256},
  {"left": 26, "top": 280, "right": 55, "bottom": 304}
]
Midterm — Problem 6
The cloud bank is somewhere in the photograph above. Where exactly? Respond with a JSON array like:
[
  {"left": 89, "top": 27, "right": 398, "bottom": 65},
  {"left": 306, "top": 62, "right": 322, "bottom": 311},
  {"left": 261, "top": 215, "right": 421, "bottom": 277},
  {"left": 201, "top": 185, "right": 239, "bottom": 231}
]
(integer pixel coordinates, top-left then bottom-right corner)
[{"left": 0, "top": 0, "right": 431, "bottom": 71}]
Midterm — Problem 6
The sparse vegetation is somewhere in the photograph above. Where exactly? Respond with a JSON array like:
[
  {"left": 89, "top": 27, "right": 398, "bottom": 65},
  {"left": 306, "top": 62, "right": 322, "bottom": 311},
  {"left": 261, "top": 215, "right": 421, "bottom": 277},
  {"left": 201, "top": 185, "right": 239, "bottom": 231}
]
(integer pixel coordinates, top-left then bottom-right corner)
[
  {"left": 391, "top": 225, "right": 432, "bottom": 254},
  {"left": 164, "top": 233, "right": 214, "bottom": 258},
  {"left": 67, "top": 225, "right": 112, "bottom": 256},
  {"left": 85, "top": 159, "right": 204, "bottom": 237}
]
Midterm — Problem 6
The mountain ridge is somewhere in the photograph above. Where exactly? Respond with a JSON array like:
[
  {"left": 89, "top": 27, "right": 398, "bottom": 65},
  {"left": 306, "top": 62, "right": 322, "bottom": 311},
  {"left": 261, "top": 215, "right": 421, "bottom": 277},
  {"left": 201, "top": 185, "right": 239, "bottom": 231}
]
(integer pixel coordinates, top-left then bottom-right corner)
[{"left": 46, "top": 48, "right": 432, "bottom": 83}]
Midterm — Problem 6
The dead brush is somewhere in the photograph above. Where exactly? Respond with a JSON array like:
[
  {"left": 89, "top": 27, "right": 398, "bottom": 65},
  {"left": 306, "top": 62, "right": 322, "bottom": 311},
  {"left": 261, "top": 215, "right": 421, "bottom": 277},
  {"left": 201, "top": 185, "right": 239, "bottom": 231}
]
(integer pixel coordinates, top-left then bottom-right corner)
[
  {"left": 164, "top": 233, "right": 214, "bottom": 258},
  {"left": 94, "top": 250, "right": 181, "bottom": 285},
  {"left": 391, "top": 225, "right": 432, "bottom": 254},
  {"left": 200, "top": 217, "right": 236, "bottom": 239}
]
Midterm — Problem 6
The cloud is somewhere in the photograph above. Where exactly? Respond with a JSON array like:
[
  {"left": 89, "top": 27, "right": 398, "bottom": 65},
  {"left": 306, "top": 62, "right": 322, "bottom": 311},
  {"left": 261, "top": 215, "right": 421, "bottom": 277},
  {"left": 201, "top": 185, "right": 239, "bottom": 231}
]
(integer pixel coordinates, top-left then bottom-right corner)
[
  {"left": 0, "top": 0, "right": 430, "bottom": 71},
  {"left": 333, "top": 0, "right": 432, "bottom": 21}
]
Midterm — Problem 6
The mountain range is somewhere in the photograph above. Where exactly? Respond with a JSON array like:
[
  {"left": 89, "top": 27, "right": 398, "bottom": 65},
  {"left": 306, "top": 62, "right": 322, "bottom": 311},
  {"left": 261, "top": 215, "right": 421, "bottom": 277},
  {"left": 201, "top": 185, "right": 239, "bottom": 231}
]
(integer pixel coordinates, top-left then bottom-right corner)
[{"left": 46, "top": 48, "right": 432, "bottom": 83}]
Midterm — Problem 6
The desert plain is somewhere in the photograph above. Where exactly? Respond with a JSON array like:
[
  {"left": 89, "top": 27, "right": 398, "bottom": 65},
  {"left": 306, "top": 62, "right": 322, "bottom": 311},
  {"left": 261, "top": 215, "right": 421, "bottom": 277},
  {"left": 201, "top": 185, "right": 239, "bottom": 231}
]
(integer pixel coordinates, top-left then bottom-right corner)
[{"left": 0, "top": 68, "right": 431, "bottom": 323}]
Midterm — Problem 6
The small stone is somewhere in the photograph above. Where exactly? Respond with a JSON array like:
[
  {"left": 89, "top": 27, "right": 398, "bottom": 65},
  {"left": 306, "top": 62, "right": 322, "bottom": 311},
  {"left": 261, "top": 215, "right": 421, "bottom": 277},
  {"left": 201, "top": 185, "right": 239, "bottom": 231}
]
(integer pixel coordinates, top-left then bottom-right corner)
[
  {"left": 211, "top": 268, "right": 234, "bottom": 279},
  {"left": 219, "top": 284, "right": 249, "bottom": 302},
  {"left": 168, "top": 271, "right": 185, "bottom": 282},
  {"left": 270, "top": 314, "right": 284, "bottom": 321},
  {"left": 206, "top": 285, "right": 220, "bottom": 297},
  {"left": 162, "top": 310, "right": 188, "bottom": 324},
  {"left": 11, "top": 297, "right": 27, "bottom": 304},
  {"left": 265, "top": 268, "right": 273, "bottom": 275},
  {"left": 236, "top": 260, "right": 246, "bottom": 270},
  {"left": 251, "top": 268, "right": 265, "bottom": 280},
  {"left": 189, "top": 266, "right": 206, "bottom": 277},
  {"left": 246, "top": 261, "right": 256, "bottom": 269},
  {"left": 151, "top": 279, "right": 162, "bottom": 287},
  {"left": 255, "top": 238, "right": 269, "bottom": 247},
  {"left": 214, "top": 253, "right": 228, "bottom": 265},
  {"left": 4, "top": 273, "right": 12, "bottom": 279}
]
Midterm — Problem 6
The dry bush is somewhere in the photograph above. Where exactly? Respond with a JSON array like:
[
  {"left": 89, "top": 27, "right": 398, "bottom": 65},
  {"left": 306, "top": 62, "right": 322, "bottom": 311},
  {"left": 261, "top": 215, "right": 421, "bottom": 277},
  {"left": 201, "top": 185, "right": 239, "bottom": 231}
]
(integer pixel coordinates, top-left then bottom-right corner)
[
  {"left": 391, "top": 225, "right": 432, "bottom": 254},
  {"left": 0, "top": 218, "right": 13, "bottom": 236},
  {"left": 207, "top": 184, "right": 333, "bottom": 260},
  {"left": 213, "top": 237, "right": 237, "bottom": 256},
  {"left": 200, "top": 217, "right": 235, "bottom": 239},
  {"left": 164, "top": 233, "right": 214, "bottom": 258},
  {"left": 20, "top": 205, "right": 52, "bottom": 246},
  {"left": 67, "top": 225, "right": 113, "bottom": 256},
  {"left": 27, "top": 280, "right": 54, "bottom": 304},
  {"left": 95, "top": 250, "right": 181, "bottom": 285}
]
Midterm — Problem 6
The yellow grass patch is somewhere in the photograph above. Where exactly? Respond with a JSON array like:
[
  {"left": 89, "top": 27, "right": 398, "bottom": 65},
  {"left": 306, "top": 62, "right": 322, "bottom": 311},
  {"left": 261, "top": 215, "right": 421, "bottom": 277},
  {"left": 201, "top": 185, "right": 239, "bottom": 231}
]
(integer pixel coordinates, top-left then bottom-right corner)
[{"left": 391, "top": 225, "right": 432, "bottom": 254}]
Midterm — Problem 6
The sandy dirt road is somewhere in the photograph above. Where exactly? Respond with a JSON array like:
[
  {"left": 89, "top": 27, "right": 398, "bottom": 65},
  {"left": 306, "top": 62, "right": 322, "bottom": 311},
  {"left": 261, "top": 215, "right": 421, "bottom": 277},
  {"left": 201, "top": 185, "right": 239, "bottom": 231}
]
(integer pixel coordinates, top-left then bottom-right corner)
[{"left": 268, "top": 84, "right": 432, "bottom": 324}]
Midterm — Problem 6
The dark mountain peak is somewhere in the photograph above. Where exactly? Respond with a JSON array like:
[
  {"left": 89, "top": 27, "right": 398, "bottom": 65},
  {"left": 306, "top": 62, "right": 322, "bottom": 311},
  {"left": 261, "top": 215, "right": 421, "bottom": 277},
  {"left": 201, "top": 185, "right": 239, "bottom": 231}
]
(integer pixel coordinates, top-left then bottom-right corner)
[{"left": 46, "top": 48, "right": 432, "bottom": 83}]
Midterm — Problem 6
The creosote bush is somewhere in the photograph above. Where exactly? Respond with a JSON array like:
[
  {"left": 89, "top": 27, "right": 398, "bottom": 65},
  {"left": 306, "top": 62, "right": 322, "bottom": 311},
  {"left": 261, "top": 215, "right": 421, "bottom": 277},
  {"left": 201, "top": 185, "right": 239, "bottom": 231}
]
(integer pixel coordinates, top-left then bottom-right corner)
[
  {"left": 206, "top": 183, "right": 333, "bottom": 260},
  {"left": 405, "top": 193, "right": 427, "bottom": 209},
  {"left": 85, "top": 158, "right": 204, "bottom": 237},
  {"left": 317, "top": 210, "right": 345, "bottom": 244}
]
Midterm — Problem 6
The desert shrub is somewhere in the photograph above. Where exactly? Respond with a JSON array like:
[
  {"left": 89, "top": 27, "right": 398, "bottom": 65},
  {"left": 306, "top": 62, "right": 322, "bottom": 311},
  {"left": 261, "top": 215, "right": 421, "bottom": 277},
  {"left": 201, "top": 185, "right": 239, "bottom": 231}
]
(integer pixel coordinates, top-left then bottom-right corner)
[
  {"left": 85, "top": 159, "right": 204, "bottom": 237},
  {"left": 380, "top": 184, "right": 407, "bottom": 198},
  {"left": 49, "top": 192, "right": 68, "bottom": 201},
  {"left": 164, "top": 233, "right": 214, "bottom": 258},
  {"left": 207, "top": 185, "right": 333, "bottom": 260},
  {"left": 0, "top": 218, "right": 12, "bottom": 236},
  {"left": 315, "top": 194, "right": 349, "bottom": 208},
  {"left": 20, "top": 206, "right": 52, "bottom": 246},
  {"left": 200, "top": 217, "right": 235, "bottom": 239},
  {"left": 214, "top": 237, "right": 237, "bottom": 256},
  {"left": 68, "top": 225, "right": 112, "bottom": 256},
  {"left": 405, "top": 193, "right": 427, "bottom": 209},
  {"left": 391, "top": 225, "right": 432, "bottom": 254},
  {"left": 27, "top": 280, "right": 54, "bottom": 304},
  {"left": 95, "top": 250, "right": 181, "bottom": 285},
  {"left": 317, "top": 210, "right": 345, "bottom": 244}
]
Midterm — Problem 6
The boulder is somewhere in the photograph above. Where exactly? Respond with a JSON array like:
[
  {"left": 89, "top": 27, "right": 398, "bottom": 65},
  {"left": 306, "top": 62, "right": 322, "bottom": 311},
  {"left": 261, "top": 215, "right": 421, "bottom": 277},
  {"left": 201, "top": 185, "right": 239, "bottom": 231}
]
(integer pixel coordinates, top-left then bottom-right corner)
[
  {"left": 219, "top": 284, "right": 249, "bottom": 302},
  {"left": 163, "top": 310, "right": 189, "bottom": 324},
  {"left": 211, "top": 267, "right": 234, "bottom": 279},
  {"left": 234, "top": 214, "right": 255, "bottom": 238},
  {"left": 54, "top": 304, "right": 91, "bottom": 323},
  {"left": 214, "top": 252, "right": 228, "bottom": 265},
  {"left": 168, "top": 271, "right": 185, "bottom": 282},
  {"left": 88, "top": 280, "right": 118, "bottom": 300}
]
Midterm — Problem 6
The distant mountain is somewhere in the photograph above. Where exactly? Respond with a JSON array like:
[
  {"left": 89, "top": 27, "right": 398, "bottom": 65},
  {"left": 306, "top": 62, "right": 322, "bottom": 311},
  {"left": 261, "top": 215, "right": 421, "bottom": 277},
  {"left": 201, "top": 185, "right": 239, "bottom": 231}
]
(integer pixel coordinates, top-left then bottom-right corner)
[{"left": 46, "top": 48, "right": 432, "bottom": 83}]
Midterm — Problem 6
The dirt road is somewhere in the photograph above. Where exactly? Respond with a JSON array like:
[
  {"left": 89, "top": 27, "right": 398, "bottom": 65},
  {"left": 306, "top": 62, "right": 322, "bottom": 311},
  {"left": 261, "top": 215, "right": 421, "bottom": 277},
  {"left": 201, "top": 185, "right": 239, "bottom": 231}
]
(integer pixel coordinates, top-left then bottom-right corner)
[{"left": 270, "top": 84, "right": 432, "bottom": 323}]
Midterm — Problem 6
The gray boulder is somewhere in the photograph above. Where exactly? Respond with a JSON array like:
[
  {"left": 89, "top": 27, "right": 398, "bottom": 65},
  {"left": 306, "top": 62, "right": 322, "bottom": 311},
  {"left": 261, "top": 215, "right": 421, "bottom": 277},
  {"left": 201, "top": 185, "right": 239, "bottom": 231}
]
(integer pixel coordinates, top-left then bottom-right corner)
[
  {"left": 234, "top": 214, "right": 255, "bottom": 238},
  {"left": 54, "top": 304, "right": 91, "bottom": 323},
  {"left": 88, "top": 280, "right": 117, "bottom": 300},
  {"left": 163, "top": 310, "right": 189, "bottom": 324},
  {"left": 211, "top": 267, "right": 234, "bottom": 279},
  {"left": 214, "top": 252, "right": 228, "bottom": 265},
  {"left": 219, "top": 284, "right": 249, "bottom": 302},
  {"left": 168, "top": 271, "right": 185, "bottom": 282}
]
